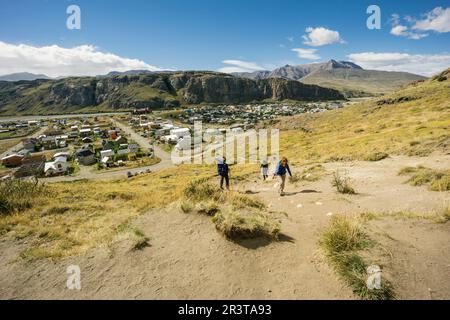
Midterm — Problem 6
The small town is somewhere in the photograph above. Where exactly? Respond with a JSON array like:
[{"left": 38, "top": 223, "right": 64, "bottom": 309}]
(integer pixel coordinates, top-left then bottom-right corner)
[
  {"left": 177, "top": 102, "right": 344, "bottom": 125},
  {"left": 0, "top": 102, "right": 344, "bottom": 180}
]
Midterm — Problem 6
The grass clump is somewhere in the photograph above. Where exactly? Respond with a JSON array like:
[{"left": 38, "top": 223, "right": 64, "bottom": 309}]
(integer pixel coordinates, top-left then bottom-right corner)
[
  {"left": 0, "top": 179, "right": 49, "bottom": 215},
  {"left": 183, "top": 178, "right": 279, "bottom": 240},
  {"left": 364, "top": 152, "right": 389, "bottom": 162},
  {"left": 320, "top": 215, "right": 395, "bottom": 300},
  {"left": 332, "top": 171, "right": 356, "bottom": 195},
  {"left": 398, "top": 166, "right": 450, "bottom": 191},
  {"left": 212, "top": 208, "right": 280, "bottom": 240}
]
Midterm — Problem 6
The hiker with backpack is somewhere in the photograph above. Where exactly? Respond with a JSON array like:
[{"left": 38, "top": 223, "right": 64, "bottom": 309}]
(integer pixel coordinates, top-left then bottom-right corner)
[
  {"left": 273, "top": 157, "right": 292, "bottom": 196},
  {"left": 261, "top": 158, "right": 269, "bottom": 181},
  {"left": 217, "top": 156, "right": 230, "bottom": 190}
]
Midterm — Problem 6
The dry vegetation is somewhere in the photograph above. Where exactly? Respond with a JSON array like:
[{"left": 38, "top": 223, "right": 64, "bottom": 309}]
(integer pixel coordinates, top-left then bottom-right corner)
[
  {"left": 320, "top": 215, "right": 395, "bottom": 300},
  {"left": 278, "top": 73, "right": 450, "bottom": 166},
  {"left": 331, "top": 170, "right": 356, "bottom": 194},
  {"left": 398, "top": 166, "right": 450, "bottom": 192},
  {"left": 182, "top": 179, "right": 280, "bottom": 240}
]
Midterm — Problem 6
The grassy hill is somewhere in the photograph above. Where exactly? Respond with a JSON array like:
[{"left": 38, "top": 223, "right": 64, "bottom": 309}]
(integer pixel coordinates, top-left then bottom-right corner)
[
  {"left": 277, "top": 69, "right": 450, "bottom": 164},
  {"left": 300, "top": 68, "right": 426, "bottom": 97}
]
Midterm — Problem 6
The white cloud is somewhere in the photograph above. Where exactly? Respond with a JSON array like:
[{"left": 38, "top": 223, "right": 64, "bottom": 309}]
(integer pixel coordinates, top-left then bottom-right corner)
[
  {"left": 0, "top": 41, "right": 164, "bottom": 77},
  {"left": 292, "top": 48, "right": 320, "bottom": 60},
  {"left": 390, "top": 7, "right": 450, "bottom": 40},
  {"left": 413, "top": 7, "right": 450, "bottom": 33},
  {"left": 286, "top": 37, "right": 295, "bottom": 43},
  {"left": 347, "top": 52, "right": 450, "bottom": 76},
  {"left": 390, "top": 24, "right": 428, "bottom": 40},
  {"left": 218, "top": 60, "right": 265, "bottom": 73},
  {"left": 302, "top": 27, "right": 344, "bottom": 46}
]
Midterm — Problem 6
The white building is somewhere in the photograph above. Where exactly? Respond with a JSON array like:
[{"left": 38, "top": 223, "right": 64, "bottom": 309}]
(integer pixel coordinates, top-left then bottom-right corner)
[
  {"left": 100, "top": 149, "right": 115, "bottom": 158},
  {"left": 44, "top": 156, "right": 68, "bottom": 176},
  {"left": 170, "top": 128, "right": 190, "bottom": 138}
]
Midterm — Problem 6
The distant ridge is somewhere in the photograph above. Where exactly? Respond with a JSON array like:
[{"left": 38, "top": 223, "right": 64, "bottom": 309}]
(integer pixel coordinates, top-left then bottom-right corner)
[
  {"left": 232, "top": 60, "right": 426, "bottom": 97},
  {"left": 0, "top": 72, "right": 51, "bottom": 82}
]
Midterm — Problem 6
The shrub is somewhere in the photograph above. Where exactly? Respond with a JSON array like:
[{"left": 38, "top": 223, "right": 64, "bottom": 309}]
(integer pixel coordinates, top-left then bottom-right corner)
[
  {"left": 0, "top": 179, "right": 49, "bottom": 215},
  {"left": 364, "top": 152, "right": 389, "bottom": 162},
  {"left": 212, "top": 208, "right": 280, "bottom": 240},
  {"left": 180, "top": 201, "right": 194, "bottom": 213},
  {"left": 184, "top": 179, "right": 222, "bottom": 202},
  {"left": 332, "top": 171, "right": 356, "bottom": 194}
]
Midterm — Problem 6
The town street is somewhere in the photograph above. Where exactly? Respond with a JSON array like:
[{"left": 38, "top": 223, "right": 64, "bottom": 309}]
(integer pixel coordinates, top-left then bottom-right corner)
[
  {"left": 0, "top": 126, "right": 48, "bottom": 159},
  {"left": 45, "top": 120, "right": 175, "bottom": 182}
]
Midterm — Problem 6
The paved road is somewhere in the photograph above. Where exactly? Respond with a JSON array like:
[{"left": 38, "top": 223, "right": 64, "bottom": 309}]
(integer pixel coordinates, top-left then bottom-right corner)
[
  {"left": 0, "top": 112, "right": 130, "bottom": 123},
  {"left": 0, "top": 126, "right": 48, "bottom": 158},
  {"left": 45, "top": 121, "right": 175, "bottom": 182}
]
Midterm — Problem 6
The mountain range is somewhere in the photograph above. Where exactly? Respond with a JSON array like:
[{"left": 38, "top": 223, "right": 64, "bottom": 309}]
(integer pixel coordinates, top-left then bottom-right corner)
[
  {"left": 232, "top": 60, "right": 426, "bottom": 97},
  {"left": 0, "top": 72, "right": 51, "bottom": 82},
  {"left": 0, "top": 72, "right": 343, "bottom": 115}
]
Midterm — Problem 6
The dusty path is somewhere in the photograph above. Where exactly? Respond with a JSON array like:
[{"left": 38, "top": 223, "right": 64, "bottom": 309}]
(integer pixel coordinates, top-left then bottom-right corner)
[{"left": 0, "top": 155, "right": 449, "bottom": 299}]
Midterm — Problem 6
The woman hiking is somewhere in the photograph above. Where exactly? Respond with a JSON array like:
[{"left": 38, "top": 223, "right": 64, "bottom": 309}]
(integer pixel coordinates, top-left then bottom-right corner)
[{"left": 273, "top": 157, "right": 292, "bottom": 196}]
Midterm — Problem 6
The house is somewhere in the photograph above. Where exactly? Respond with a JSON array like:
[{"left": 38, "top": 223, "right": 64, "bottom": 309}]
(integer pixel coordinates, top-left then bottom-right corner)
[
  {"left": 79, "top": 128, "right": 92, "bottom": 138},
  {"left": 117, "top": 148, "right": 130, "bottom": 155},
  {"left": 68, "top": 131, "right": 79, "bottom": 139},
  {"left": 100, "top": 149, "right": 115, "bottom": 158},
  {"left": 14, "top": 155, "right": 46, "bottom": 178},
  {"left": 102, "top": 140, "right": 115, "bottom": 151},
  {"left": 128, "top": 144, "right": 139, "bottom": 153},
  {"left": 170, "top": 128, "right": 190, "bottom": 138},
  {"left": 161, "top": 134, "right": 179, "bottom": 144},
  {"left": 44, "top": 157, "right": 68, "bottom": 176},
  {"left": 53, "top": 152, "right": 70, "bottom": 160},
  {"left": 76, "top": 149, "right": 96, "bottom": 165},
  {"left": 101, "top": 156, "right": 114, "bottom": 167},
  {"left": 82, "top": 137, "right": 94, "bottom": 143},
  {"left": 40, "top": 136, "right": 57, "bottom": 150},
  {"left": 175, "top": 137, "right": 192, "bottom": 151},
  {"left": 22, "top": 138, "right": 38, "bottom": 151},
  {"left": 1, "top": 154, "right": 24, "bottom": 167},
  {"left": 114, "top": 136, "right": 128, "bottom": 144}
]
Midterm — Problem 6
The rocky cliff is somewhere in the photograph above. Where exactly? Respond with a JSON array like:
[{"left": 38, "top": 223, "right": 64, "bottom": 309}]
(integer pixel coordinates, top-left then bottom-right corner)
[{"left": 0, "top": 72, "right": 344, "bottom": 115}]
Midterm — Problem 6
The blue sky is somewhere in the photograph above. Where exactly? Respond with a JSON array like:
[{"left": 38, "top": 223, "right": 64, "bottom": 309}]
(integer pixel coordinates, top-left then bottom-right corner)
[{"left": 0, "top": 0, "right": 449, "bottom": 76}]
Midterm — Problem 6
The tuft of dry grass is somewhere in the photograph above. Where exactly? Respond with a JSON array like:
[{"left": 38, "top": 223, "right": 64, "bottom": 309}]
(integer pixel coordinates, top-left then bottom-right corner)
[
  {"left": 0, "top": 178, "right": 50, "bottom": 215},
  {"left": 331, "top": 171, "right": 356, "bottom": 194},
  {"left": 364, "top": 152, "right": 389, "bottom": 162},
  {"left": 398, "top": 166, "right": 450, "bottom": 191},
  {"left": 212, "top": 208, "right": 280, "bottom": 240},
  {"left": 182, "top": 178, "right": 279, "bottom": 240},
  {"left": 320, "top": 215, "right": 395, "bottom": 300}
]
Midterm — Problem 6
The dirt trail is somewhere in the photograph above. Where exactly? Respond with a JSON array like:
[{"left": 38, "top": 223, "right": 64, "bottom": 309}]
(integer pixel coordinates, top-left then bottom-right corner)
[{"left": 0, "top": 155, "right": 449, "bottom": 299}]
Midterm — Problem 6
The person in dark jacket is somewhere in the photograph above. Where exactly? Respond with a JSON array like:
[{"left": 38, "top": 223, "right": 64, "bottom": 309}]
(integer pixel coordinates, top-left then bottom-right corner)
[
  {"left": 260, "top": 158, "right": 269, "bottom": 181},
  {"left": 273, "top": 157, "right": 292, "bottom": 195},
  {"left": 217, "top": 157, "right": 230, "bottom": 190}
]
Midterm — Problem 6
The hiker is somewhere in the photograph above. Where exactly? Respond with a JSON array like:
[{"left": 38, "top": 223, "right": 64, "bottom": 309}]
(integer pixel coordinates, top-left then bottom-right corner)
[
  {"left": 273, "top": 157, "right": 292, "bottom": 196},
  {"left": 260, "top": 158, "right": 269, "bottom": 181},
  {"left": 217, "top": 156, "right": 230, "bottom": 190}
]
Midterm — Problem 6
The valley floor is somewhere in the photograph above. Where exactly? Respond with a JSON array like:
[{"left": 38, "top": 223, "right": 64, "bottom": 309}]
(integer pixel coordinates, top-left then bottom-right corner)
[{"left": 0, "top": 154, "right": 449, "bottom": 299}]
